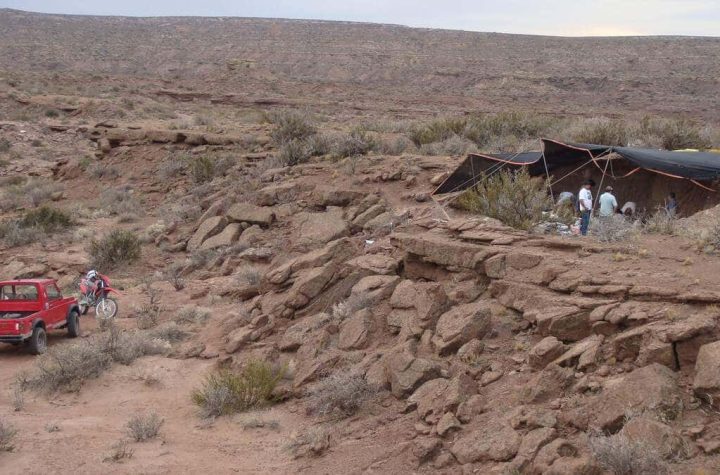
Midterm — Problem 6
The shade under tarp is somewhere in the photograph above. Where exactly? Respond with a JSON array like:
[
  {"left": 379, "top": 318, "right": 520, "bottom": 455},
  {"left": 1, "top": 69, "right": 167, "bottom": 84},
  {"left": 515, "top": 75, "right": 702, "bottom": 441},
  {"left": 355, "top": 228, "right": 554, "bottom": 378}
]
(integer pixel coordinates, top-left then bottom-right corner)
[{"left": 433, "top": 139, "right": 720, "bottom": 195}]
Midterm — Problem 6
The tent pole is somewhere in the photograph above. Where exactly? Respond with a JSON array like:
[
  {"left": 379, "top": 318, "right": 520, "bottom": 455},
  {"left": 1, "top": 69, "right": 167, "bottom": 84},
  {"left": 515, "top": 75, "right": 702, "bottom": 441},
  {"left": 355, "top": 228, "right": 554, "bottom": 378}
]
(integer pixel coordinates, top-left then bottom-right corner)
[
  {"left": 594, "top": 157, "right": 611, "bottom": 212},
  {"left": 541, "top": 150, "right": 554, "bottom": 201}
]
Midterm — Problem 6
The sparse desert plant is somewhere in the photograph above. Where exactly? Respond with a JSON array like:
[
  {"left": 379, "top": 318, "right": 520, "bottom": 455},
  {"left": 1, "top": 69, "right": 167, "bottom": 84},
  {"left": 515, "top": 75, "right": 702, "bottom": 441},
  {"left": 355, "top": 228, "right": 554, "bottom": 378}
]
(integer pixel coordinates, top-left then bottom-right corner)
[
  {"left": 269, "top": 110, "right": 317, "bottom": 145},
  {"left": 236, "top": 266, "right": 261, "bottom": 286},
  {"left": 332, "top": 293, "right": 371, "bottom": 321},
  {"left": 20, "top": 326, "right": 170, "bottom": 393},
  {"left": 379, "top": 136, "right": 411, "bottom": 155},
  {"left": 419, "top": 135, "right": 476, "bottom": 156},
  {"left": 332, "top": 129, "right": 378, "bottom": 158},
  {"left": 0, "top": 138, "right": 11, "bottom": 152},
  {"left": 284, "top": 427, "right": 330, "bottom": 459},
  {"left": 45, "top": 109, "right": 60, "bottom": 118},
  {"left": 175, "top": 306, "right": 211, "bottom": 325},
  {"left": 12, "top": 385, "right": 24, "bottom": 412},
  {"left": 149, "top": 322, "right": 187, "bottom": 343},
  {"left": 0, "top": 419, "right": 17, "bottom": 452},
  {"left": 307, "top": 371, "right": 375, "bottom": 417},
  {"left": 590, "top": 215, "right": 639, "bottom": 243},
  {"left": 191, "top": 361, "right": 285, "bottom": 417},
  {"left": 643, "top": 209, "right": 677, "bottom": 235},
  {"left": 164, "top": 262, "right": 186, "bottom": 291},
  {"left": 100, "top": 188, "right": 142, "bottom": 216},
  {"left": 241, "top": 417, "right": 280, "bottom": 430},
  {"left": 277, "top": 139, "right": 312, "bottom": 167},
  {"left": 408, "top": 116, "right": 467, "bottom": 146},
  {"left": 456, "top": 168, "right": 552, "bottom": 230},
  {"left": 126, "top": 412, "right": 164, "bottom": 442},
  {"left": 90, "top": 229, "right": 141, "bottom": 270},
  {"left": 23, "top": 178, "right": 63, "bottom": 207},
  {"left": 45, "top": 422, "right": 60, "bottom": 433},
  {"left": 20, "top": 206, "right": 73, "bottom": 233},
  {"left": 589, "top": 432, "right": 668, "bottom": 475},
  {"left": 638, "top": 117, "right": 710, "bottom": 150},
  {"left": 89, "top": 164, "right": 121, "bottom": 180},
  {"left": 159, "top": 158, "right": 187, "bottom": 179},
  {"left": 189, "top": 156, "right": 215, "bottom": 184},
  {"left": 104, "top": 439, "right": 134, "bottom": 463},
  {"left": 567, "top": 117, "right": 629, "bottom": 146}
]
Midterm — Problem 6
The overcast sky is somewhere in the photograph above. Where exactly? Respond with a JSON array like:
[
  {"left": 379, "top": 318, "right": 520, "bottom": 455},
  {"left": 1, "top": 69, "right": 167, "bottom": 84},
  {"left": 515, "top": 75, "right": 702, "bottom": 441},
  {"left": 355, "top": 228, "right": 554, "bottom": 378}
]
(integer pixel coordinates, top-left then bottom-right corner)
[{"left": 2, "top": 0, "right": 719, "bottom": 36}]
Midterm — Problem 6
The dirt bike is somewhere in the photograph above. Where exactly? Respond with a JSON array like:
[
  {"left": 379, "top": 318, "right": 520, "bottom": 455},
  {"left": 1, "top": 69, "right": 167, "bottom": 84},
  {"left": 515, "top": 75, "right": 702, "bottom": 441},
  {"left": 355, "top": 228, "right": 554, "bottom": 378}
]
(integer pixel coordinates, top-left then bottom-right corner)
[{"left": 78, "top": 274, "right": 120, "bottom": 320}]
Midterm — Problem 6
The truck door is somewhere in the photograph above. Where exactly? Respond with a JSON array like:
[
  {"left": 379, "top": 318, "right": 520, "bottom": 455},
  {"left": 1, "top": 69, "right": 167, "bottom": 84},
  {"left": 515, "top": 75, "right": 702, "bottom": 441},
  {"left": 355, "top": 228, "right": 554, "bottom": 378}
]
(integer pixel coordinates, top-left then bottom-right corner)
[{"left": 44, "top": 283, "right": 65, "bottom": 327}]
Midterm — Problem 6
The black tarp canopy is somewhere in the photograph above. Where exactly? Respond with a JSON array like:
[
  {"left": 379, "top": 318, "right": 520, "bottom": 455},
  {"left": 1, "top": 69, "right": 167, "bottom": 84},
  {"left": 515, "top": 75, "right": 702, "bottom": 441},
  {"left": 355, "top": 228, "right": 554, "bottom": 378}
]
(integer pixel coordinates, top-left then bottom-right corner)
[{"left": 433, "top": 139, "right": 720, "bottom": 195}]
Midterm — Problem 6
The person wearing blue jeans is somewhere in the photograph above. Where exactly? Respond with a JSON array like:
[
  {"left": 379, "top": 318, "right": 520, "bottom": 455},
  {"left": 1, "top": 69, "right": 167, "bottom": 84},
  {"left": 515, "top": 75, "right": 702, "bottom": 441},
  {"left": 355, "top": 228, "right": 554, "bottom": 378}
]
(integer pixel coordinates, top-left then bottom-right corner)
[{"left": 578, "top": 179, "right": 596, "bottom": 236}]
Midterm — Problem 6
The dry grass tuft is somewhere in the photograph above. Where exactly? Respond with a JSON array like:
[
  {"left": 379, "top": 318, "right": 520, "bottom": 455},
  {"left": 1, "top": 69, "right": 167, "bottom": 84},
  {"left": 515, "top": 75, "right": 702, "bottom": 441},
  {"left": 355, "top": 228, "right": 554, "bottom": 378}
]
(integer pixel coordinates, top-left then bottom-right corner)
[
  {"left": 191, "top": 361, "right": 285, "bottom": 418},
  {"left": 457, "top": 168, "right": 551, "bottom": 230},
  {"left": 284, "top": 427, "right": 331, "bottom": 459},
  {"left": 127, "top": 412, "right": 164, "bottom": 442},
  {"left": 589, "top": 432, "right": 668, "bottom": 475},
  {"left": 0, "top": 419, "right": 17, "bottom": 452},
  {"left": 306, "top": 372, "right": 375, "bottom": 417},
  {"left": 103, "top": 439, "right": 134, "bottom": 463}
]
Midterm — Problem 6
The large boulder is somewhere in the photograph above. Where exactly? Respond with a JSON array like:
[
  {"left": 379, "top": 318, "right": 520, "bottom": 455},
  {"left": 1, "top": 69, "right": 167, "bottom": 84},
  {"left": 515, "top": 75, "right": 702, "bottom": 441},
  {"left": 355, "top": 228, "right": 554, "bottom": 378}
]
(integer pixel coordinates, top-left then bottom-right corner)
[
  {"left": 693, "top": 341, "right": 720, "bottom": 408},
  {"left": 294, "top": 207, "right": 349, "bottom": 247},
  {"left": 386, "top": 352, "right": 442, "bottom": 399},
  {"left": 279, "top": 313, "right": 333, "bottom": 351},
  {"left": 528, "top": 336, "right": 566, "bottom": 370},
  {"left": 407, "top": 374, "right": 477, "bottom": 424},
  {"left": 389, "top": 280, "right": 448, "bottom": 336},
  {"left": 227, "top": 203, "right": 275, "bottom": 227},
  {"left": 338, "top": 309, "right": 373, "bottom": 350},
  {"left": 588, "top": 364, "right": 682, "bottom": 432},
  {"left": 450, "top": 420, "right": 520, "bottom": 463},
  {"left": 432, "top": 301, "right": 492, "bottom": 355},
  {"left": 200, "top": 223, "right": 242, "bottom": 250},
  {"left": 350, "top": 275, "right": 400, "bottom": 304},
  {"left": 522, "top": 364, "right": 575, "bottom": 404},
  {"left": 187, "top": 215, "right": 227, "bottom": 251},
  {"left": 391, "top": 232, "right": 490, "bottom": 270}
]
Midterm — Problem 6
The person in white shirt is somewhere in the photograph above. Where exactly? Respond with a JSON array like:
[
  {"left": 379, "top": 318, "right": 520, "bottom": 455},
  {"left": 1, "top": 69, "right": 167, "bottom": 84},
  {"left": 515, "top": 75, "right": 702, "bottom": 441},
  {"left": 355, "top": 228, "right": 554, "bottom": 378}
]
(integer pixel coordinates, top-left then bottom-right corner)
[
  {"left": 578, "top": 179, "right": 595, "bottom": 235},
  {"left": 598, "top": 186, "right": 618, "bottom": 217}
]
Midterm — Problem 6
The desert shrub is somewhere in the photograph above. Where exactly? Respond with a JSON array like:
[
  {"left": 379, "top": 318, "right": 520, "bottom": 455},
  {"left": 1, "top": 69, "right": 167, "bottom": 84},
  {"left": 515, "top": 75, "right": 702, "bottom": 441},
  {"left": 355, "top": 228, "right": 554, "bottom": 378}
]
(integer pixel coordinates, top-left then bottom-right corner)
[
  {"left": 149, "top": 322, "right": 187, "bottom": 343},
  {"left": 104, "top": 439, "right": 134, "bottom": 463},
  {"left": 241, "top": 417, "right": 280, "bottom": 431},
  {"left": 278, "top": 139, "right": 312, "bottom": 167},
  {"left": 590, "top": 215, "right": 639, "bottom": 243},
  {"left": 456, "top": 169, "right": 552, "bottom": 230},
  {"left": 89, "top": 164, "right": 121, "bottom": 180},
  {"left": 189, "top": 156, "right": 215, "bottom": 184},
  {"left": 284, "top": 427, "right": 330, "bottom": 459},
  {"left": 191, "top": 361, "right": 285, "bottom": 417},
  {"left": 236, "top": 266, "right": 261, "bottom": 286},
  {"left": 164, "top": 262, "right": 185, "bottom": 291},
  {"left": 589, "top": 432, "right": 668, "bottom": 475},
  {"left": 0, "top": 419, "right": 17, "bottom": 452},
  {"left": 307, "top": 372, "right": 374, "bottom": 417},
  {"left": 127, "top": 412, "right": 164, "bottom": 442},
  {"left": 20, "top": 206, "right": 73, "bottom": 232},
  {"left": 408, "top": 116, "right": 466, "bottom": 146},
  {"left": 23, "top": 178, "right": 62, "bottom": 207},
  {"left": 90, "top": 229, "right": 141, "bottom": 270},
  {"left": 45, "top": 109, "right": 60, "bottom": 118},
  {"left": 175, "top": 306, "right": 211, "bottom": 325},
  {"left": 100, "top": 188, "right": 143, "bottom": 216},
  {"left": 0, "top": 206, "right": 73, "bottom": 247},
  {"left": 643, "top": 209, "right": 677, "bottom": 235},
  {"left": 639, "top": 117, "right": 710, "bottom": 150},
  {"left": 463, "top": 112, "right": 557, "bottom": 147},
  {"left": 20, "top": 326, "right": 170, "bottom": 393},
  {"left": 420, "top": 135, "right": 476, "bottom": 156},
  {"left": 305, "top": 133, "right": 332, "bottom": 156},
  {"left": 332, "top": 129, "right": 378, "bottom": 158},
  {"left": 379, "top": 136, "right": 411, "bottom": 155},
  {"left": 269, "top": 110, "right": 317, "bottom": 145},
  {"left": 567, "top": 117, "right": 629, "bottom": 146},
  {"left": 332, "top": 293, "right": 371, "bottom": 321},
  {"left": 0, "top": 138, "right": 11, "bottom": 152},
  {"left": 159, "top": 158, "right": 187, "bottom": 179}
]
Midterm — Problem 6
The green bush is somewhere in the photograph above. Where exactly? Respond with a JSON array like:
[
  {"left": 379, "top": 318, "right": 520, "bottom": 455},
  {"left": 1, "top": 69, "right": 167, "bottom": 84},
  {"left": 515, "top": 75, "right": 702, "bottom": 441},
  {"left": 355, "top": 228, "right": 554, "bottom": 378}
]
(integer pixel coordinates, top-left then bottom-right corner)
[
  {"left": 456, "top": 168, "right": 551, "bottom": 230},
  {"left": 269, "top": 110, "right": 317, "bottom": 145},
  {"left": 408, "top": 117, "right": 466, "bottom": 146},
  {"left": 191, "top": 361, "right": 285, "bottom": 417},
  {"left": 332, "top": 129, "right": 378, "bottom": 158},
  {"left": 90, "top": 229, "right": 141, "bottom": 270},
  {"left": 568, "top": 117, "right": 629, "bottom": 146},
  {"left": 20, "top": 206, "right": 73, "bottom": 232}
]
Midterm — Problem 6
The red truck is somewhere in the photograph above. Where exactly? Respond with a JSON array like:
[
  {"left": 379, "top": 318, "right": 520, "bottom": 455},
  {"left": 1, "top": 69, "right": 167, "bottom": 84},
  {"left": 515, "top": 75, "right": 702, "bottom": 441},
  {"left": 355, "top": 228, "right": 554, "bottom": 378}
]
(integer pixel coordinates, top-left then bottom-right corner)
[{"left": 0, "top": 279, "right": 81, "bottom": 355}]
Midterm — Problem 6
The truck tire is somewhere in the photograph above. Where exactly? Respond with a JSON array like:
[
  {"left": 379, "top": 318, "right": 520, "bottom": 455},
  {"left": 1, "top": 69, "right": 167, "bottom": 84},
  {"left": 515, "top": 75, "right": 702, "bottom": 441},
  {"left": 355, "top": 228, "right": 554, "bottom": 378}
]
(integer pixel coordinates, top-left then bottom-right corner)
[
  {"left": 67, "top": 310, "right": 81, "bottom": 338},
  {"left": 28, "top": 326, "right": 47, "bottom": 355}
]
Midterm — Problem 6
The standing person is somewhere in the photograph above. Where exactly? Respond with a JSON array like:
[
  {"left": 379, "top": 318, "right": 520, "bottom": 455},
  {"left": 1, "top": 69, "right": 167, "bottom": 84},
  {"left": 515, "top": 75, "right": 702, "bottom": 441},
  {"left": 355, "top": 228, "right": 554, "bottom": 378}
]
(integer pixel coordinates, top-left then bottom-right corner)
[
  {"left": 578, "top": 179, "right": 595, "bottom": 236},
  {"left": 666, "top": 192, "right": 678, "bottom": 216},
  {"left": 598, "top": 186, "right": 618, "bottom": 217}
]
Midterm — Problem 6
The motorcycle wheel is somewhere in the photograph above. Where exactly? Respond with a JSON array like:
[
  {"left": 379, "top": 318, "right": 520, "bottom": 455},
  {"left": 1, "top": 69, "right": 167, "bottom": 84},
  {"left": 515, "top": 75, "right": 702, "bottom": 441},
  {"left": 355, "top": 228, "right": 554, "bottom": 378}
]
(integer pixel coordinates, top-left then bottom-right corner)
[{"left": 96, "top": 297, "right": 119, "bottom": 320}]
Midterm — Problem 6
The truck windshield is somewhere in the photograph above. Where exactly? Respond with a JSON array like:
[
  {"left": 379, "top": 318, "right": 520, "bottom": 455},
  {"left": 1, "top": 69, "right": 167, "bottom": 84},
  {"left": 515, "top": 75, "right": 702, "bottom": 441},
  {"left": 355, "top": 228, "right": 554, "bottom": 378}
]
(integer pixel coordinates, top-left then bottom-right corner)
[{"left": 0, "top": 284, "right": 39, "bottom": 301}]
